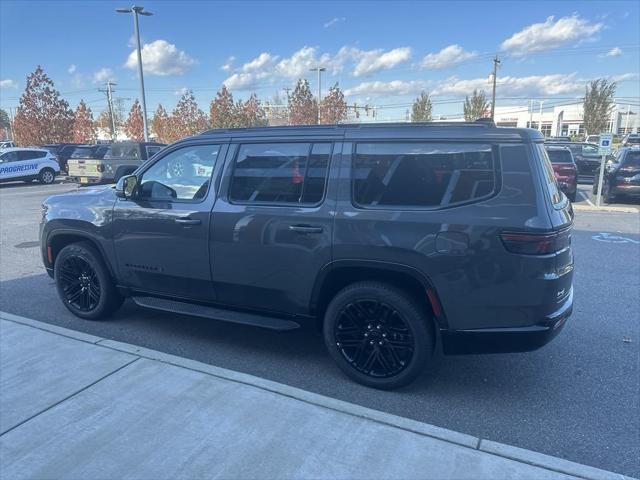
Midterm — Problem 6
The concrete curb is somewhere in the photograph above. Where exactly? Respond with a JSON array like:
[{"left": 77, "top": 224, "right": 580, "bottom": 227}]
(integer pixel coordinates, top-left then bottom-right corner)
[
  {"left": 1, "top": 310, "right": 633, "bottom": 480},
  {"left": 573, "top": 204, "right": 639, "bottom": 214}
]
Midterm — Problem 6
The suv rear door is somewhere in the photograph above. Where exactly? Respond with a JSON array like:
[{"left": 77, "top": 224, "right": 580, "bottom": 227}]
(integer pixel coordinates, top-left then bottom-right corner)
[{"left": 210, "top": 138, "right": 340, "bottom": 315}]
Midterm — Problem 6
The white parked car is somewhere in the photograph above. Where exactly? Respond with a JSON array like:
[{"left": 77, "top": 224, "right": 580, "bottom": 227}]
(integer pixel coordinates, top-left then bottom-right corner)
[
  {"left": 0, "top": 147, "right": 60, "bottom": 184},
  {"left": 0, "top": 141, "right": 16, "bottom": 150}
]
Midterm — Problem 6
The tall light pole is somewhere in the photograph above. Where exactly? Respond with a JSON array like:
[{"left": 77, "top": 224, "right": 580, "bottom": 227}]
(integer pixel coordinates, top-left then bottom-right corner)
[
  {"left": 310, "top": 66, "right": 326, "bottom": 124},
  {"left": 116, "top": 5, "right": 152, "bottom": 141},
  {"left": 490, "top": 56, "right": 500, "bottom": 120},
  {"left": 538, "top": 100, "right": 545, "bottom": 132}
]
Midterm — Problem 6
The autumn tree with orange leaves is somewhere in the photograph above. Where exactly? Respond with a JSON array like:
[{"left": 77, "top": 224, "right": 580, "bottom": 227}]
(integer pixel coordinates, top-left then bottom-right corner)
[
  {"left": 289, "top": 79, "right": 317, "bottom": 125},
  {"left": 124, "top": 99, "right": 145, "bottom": 141},
  {"left": 151, "top": 104, "right": 170, "bottom": 143},
  {"left": 72, "top": 100, "right": 96, "bottom": 143},
  {"left": 319, "top": 84, "right": 347, "bottom": 124},
  {"left": 169, "top": 90, "right": 208, "bottom": 142},
  {"left": 13, "top": 66, "right": 74, "bottom": 145},
  {"left": 210, "top": 85, "right": 237, "bottom": 129}
]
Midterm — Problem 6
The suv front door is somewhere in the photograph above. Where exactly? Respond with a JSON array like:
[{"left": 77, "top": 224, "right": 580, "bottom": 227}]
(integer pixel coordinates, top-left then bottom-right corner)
[
  {"left": 211, "top": 140, "right": 339, "bottom": 315},
  {"left": 112, "top": 142, "right": 227, "bottom": 300}
]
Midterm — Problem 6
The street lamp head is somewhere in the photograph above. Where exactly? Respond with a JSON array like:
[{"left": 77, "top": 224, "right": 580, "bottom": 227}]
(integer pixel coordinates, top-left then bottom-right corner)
[
  {"left": 132, "top": 5, "right": 152, "bottom": 15},
  {"left": 115, "top": 7, "right": 132, "bottom": 13}
]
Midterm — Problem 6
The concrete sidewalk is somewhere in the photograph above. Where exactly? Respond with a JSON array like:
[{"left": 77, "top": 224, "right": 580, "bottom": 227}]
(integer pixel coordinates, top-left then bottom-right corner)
[{"left": 0, "top": 311, "right": 632, "bottom": 480}]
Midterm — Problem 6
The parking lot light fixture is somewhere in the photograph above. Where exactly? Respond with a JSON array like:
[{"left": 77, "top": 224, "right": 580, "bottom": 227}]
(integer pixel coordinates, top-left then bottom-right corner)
[{"left": 116, "top": 5, "right": 152, "bottom": 141}]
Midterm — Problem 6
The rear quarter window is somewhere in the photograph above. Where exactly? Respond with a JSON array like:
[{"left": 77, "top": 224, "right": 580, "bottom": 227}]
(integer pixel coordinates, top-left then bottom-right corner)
[
  {"left": 352, "top": 142, "right": 496, "bottom": 209},
  {"left": 546, "top": 149, "right": 573, "bottom": 163},
  {"left": 534, "top": 143, "right": 565, "bottom": 208}
]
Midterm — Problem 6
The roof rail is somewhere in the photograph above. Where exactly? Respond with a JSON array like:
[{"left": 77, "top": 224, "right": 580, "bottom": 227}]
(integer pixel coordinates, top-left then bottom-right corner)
[{"left": 199, "top": 121, "right": 497, "bottom": 136}]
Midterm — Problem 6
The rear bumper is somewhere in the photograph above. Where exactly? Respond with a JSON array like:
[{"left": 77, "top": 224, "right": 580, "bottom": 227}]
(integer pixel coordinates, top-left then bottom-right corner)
[{"left": 441, "top": 289, "right": 573, "bottom": 355}]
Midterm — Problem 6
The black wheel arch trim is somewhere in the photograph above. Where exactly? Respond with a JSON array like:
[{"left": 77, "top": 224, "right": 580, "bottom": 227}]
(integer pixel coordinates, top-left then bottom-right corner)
[
  {"left": 45, "top": 229, "right": 117, "bottom": 281},
  {"left": 310, "top": 259, "right": 449, "bottom": 329}
]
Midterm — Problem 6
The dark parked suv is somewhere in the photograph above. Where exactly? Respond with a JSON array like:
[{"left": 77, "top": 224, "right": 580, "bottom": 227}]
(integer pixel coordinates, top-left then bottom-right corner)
[{"left": 40, "top": 122, "right": 574, "bottom": 389}]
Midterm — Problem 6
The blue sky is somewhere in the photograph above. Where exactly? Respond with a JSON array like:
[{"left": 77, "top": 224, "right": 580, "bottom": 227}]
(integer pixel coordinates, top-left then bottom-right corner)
[{"left": 1, "top": 0, "right": 638, "bottom": 121}]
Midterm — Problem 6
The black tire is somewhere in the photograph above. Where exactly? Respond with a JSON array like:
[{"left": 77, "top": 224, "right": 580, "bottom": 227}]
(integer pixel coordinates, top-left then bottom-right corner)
[
  {"left": 54, "top": 242, "right": 123, "bottom": 320},
  {"left": 323, "top": 281, "right": 434, "bottom": 390},
  {"left": 39, "top": 168, "right": 56, "bottom": 184},
  {"left": 567, "top": 191, "right": 577, "bottom": 202}
]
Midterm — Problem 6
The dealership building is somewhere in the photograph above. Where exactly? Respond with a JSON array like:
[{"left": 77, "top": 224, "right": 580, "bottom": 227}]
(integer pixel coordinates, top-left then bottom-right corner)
[{"left": 492, "top": 102, "right": 638, "bottom": 137}]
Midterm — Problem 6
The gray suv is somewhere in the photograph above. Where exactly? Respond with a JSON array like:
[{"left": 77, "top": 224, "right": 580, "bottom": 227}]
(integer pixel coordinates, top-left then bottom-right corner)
[{"left": 40, "top": 122, "right": 574, "bottom": 389}]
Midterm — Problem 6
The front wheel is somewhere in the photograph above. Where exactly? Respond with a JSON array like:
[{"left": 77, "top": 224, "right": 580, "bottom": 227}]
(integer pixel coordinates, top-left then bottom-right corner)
[
  {"left": 54, "top": 242, "right": 123, "bottom": 320},
  {"left": 323, "top": 282, "right": 434, "bottom": 389},
  {"left": 39, "top": 168, "right": 56, "bottom": 184}
]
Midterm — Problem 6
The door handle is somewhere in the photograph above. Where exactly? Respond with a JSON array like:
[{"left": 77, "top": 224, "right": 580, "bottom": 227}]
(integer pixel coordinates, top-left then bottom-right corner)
[
  {"left": 289, "top": 224, "right": 323, "bottom": 234},
  {"left": 175, "top": 217, "right": 201, "bottom": 226}
]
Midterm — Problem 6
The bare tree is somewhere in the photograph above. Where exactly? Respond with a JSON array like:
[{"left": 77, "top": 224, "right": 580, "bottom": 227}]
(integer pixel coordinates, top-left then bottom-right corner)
[
  {"left": 72, "top": 100, "right": 96, "bottom": 143},
  {"left": 289, "top": 79, "right": 317, "bottom": 125},
  {"left": 319, "top": 83, "right": 348, "bottom": 124},
  {"left": 13, "top": 66, "right": 74, "bottom": 145},
  {"left": 411, "top": 91, "right": 433, "bottom": 122},
  {"left": 583, "top": 79, "right": 616, "bottom": 136},
  {"left": 0, "top": 109, "right": 11, "bottom": 139},
  {"left": 463, "top": 89, "right": 490, "bottom": 121}
]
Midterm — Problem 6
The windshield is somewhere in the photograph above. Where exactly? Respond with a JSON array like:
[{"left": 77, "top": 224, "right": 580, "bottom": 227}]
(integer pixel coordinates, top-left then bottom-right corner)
[
  {"left": 622, "top": 151, "right": 640, "bottom": 167},
  {"left": 105, "top": 144, "right": 140, "bottom": 159},
  {"left": 546, "top": 149, "right": 573, "bottom": 163},
  {"left": 71, "top": 147, "right": 94, "bottom": 158}
]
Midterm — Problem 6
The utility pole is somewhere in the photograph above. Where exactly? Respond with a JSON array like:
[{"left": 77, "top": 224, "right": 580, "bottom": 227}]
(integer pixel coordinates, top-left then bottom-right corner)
[
  {"left": 99, "top": 81, "right": 118, "bottom": 141},
  {"left": 528, "top": 100, "right": 533, "bottom": 128},
  {"left": 538, "top": 100, "right": 545, "bottom": 132},
  {"left": 624, "top": 104, "right": 630, "bottom": 134},
  {"left": 490, "top": 56, "right": 500, "bottom": 120},
  {"left": 116, "top": 5, "right": 152, "bottom": 141},
  {"left": 310, "top": 66, "right": 326, "bottom": 124}
]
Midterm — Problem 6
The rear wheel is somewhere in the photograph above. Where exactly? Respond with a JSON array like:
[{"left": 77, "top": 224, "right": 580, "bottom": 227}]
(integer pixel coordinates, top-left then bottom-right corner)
[
  {"left": 567, "top": 191, "right": 577, "bottom": 202},
  {"left": 39, "top": 168, "right": 55, "bottom": 184},
  {"left": 323, "top": 282, "right": 433, "bottom": 389},
  {"left": 54, "top": 242, "right": 123, "bottom": 320},
  {"left": 603, "top": 184, "right": 617, "bottom": 204}
]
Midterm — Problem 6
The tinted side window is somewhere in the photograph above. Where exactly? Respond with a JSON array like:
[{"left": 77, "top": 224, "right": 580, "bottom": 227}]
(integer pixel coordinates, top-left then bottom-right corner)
[
  {"left": 534, "top": 143, "right": 564, "bottom": 208},
  {"left": 0, "top": 151, "right": 19, "bottom": 162},
  {"left": 139, "top": 144, "right": 220, "bottom": 201},
  {"left": 622, "top": 151, "right": 640, "bottom": 167},
  {"left": 546, "top": 150, "right": 573, "bottom": 163},
  {"left": 229, "top": 143, "right": 331, "bottom": 205},
  {"left": 352, "top": 143, "right": 495, "bottom": 208},
  {"left": 18, "top": 151, "right": 47, "bottom": 160}
]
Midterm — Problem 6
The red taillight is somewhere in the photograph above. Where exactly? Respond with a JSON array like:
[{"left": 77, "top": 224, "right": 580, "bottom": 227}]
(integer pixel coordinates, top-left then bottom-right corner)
[
  {"left": 500, "top": 228, "right": 571, "bottom": 255},
  {"left": 97, "top": 164, "right": 105, "bottom": 172}
]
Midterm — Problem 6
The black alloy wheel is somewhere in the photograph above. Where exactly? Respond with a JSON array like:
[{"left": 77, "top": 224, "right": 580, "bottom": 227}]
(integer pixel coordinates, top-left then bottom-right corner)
[
  {"left": 54, "top": 242, "right": 123, "bottom": 320},
  {"left": 334, "top": 300, "right": 414, "bottom": 378},
  {"left": 323, "top": 282, "right": 433, "bottom": 389},
  {"left": 58, "top": 256, "right": 101, "bottom": 312}
]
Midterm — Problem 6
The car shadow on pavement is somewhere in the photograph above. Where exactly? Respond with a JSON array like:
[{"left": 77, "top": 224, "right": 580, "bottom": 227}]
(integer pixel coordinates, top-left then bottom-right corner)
[{"left": 1, "top": 273, "right": 556, "bottom": 397}]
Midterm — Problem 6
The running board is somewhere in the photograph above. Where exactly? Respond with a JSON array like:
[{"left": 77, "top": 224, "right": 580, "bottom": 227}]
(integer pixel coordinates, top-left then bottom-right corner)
[{"left": 132, "top": 296, "right": 300, "bottom": 331}]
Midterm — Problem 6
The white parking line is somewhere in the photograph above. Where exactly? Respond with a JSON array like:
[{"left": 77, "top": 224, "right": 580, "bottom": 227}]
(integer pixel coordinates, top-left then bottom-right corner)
[{"left": 578, "top": 190, "right": 596, "bottom": 207}]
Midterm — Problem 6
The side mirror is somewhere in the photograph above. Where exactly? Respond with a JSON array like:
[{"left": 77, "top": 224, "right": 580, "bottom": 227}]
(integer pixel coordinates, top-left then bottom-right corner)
[{"left": 115, "top": 174, "right": 138, "bottom": 199}]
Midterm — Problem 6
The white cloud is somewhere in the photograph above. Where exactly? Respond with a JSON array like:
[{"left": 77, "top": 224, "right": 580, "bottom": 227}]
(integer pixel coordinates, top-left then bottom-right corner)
[
  {"left": 324, "top": 17, "right": 346, "bottom": 28},
  {"left": 433, "top": 73, "right": 585, "bottom": 97},
  {"left": 604, "top": 47, "right": 623, "bottom": 57},
  {"left": 0, "top": 79, "right": 17, "bottom": 89},
  {"left": 221, "top": 56, "right": 235, "bottom": 72},
  {"left": 345, "top": 80, "right": 427, "bottom": 97},
  {"left": 352, "top": 47, "right": 411, "bottom": 76},
  {"left": 610, "top": 72, "right": 638, "bottom": 83},
  {"left": 125, "top": 39, "right": 195, "bottom": 76},
  {"left": 420, "top": 45, "right": 477, "bottom": 70},
  {"left": 92, "top": 68, "right": 116, "bottom": 84},
  {"left": 501, "top": 15, "right": 604, "bottom": 56},
  {"left": 174, "top": 87, "right": 188, "bottom": 96},
  {"left": 222, "top": 45, "right": 412, "bottom": 90},
  {"left": 68, "top": 64, "right": 77, "bottom": 74}
]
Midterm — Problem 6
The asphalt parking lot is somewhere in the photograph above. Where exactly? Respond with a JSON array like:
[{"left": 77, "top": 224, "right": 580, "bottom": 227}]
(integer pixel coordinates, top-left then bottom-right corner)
[{"left": 1, "top": 180, "right": 639, "bottom": 477}]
